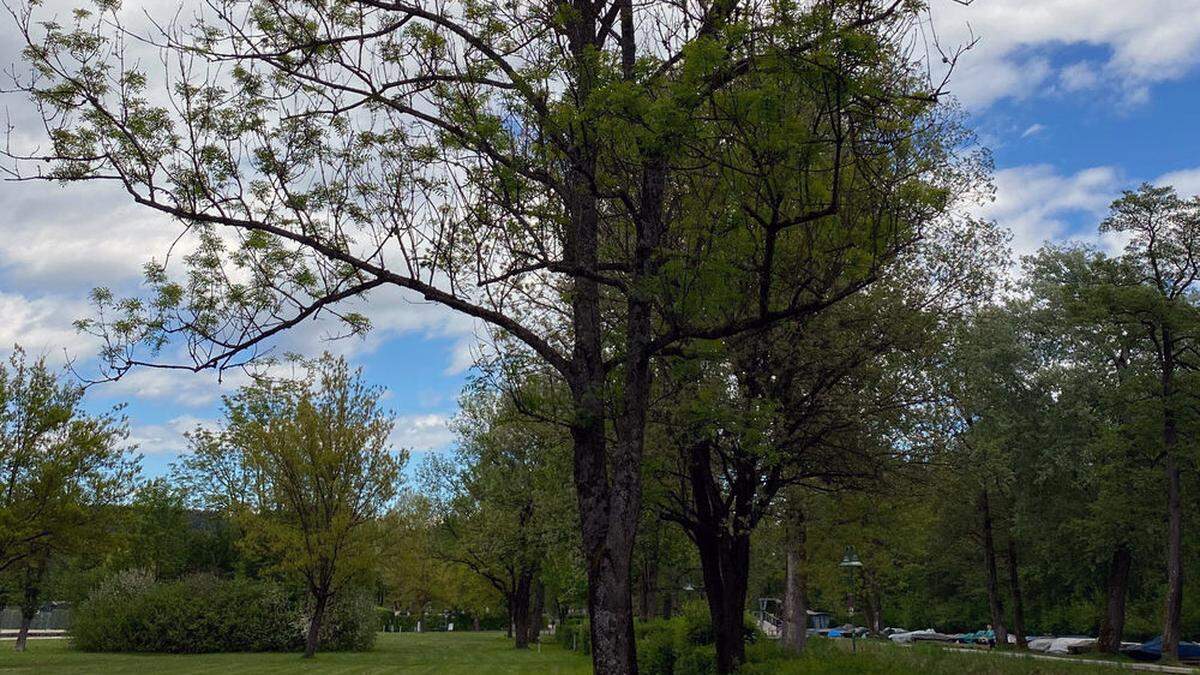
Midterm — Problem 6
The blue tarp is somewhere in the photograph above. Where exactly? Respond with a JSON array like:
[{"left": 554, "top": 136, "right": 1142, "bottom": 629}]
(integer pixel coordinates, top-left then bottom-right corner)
[{"left": 1123, "top": 636, "right": 1200, "bottom": 662}]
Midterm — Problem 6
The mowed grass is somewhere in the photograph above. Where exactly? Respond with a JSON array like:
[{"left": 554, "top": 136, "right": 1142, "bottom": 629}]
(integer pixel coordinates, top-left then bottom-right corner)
[
  {"left": 0, "top": 632, "right": 1182, "bottom": 674},
  {"left": 0, "top": 631, "right": 591, "bottom": 674}
]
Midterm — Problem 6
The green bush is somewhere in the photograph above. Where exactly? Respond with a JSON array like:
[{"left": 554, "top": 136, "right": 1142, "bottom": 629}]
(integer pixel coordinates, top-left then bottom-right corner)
[
  {"left": 73, "top": 571, "right": 375, "bottom": 653},
  {"left": 675, "top": 644, "right": 717, "bottom": 675},
  {"left": 557, "top": 619, "right": 581, "bottom": 649},
  {"left": 316, "top": 588, "right": 377, "bottom": 651},
  {"left": 637, "top": 623, "right": 676, "bottom": 675},
  {"left": 634, "top": 602, "right": 764, "bottom": 675}
]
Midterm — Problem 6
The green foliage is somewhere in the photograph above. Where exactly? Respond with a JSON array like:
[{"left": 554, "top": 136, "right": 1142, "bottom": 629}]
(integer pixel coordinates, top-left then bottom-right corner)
[
  {"left": 72, "top": 570, "right": 300, "bottom": 653},
  {"left": 72, "top": 570, "right": 377, "bottom": 653},
  {"left": 314, "top": 587, "right": 378, "bottom": 652},
  {"left": 632, "top": 603, "right": 760, "bottom": 675}
]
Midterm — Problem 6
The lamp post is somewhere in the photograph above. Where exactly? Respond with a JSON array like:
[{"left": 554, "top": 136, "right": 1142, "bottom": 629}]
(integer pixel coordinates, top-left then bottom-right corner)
[{"left": 839, "top": 545, "right": 864, "bottom": 654}]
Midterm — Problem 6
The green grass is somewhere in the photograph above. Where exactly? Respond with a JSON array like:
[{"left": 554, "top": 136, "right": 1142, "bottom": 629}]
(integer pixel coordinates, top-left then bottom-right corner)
[
  {"left": 0, "top": 632, "right": 1185, "bottom": 674},
  {"left": 0, "top": 632, "right": 592, "bottom": 674},
  {"left": 742, "top": 638, "right": 1188, "bottom": 674}
]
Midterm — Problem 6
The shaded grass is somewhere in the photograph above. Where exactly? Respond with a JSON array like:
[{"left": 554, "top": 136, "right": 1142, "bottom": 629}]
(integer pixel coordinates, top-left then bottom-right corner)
[
  {"left": 741, "top": 638, "right": 1183, "bottom": 674},
  {"left": 0, "top": 631, "right": 591, "bottom": 674}
]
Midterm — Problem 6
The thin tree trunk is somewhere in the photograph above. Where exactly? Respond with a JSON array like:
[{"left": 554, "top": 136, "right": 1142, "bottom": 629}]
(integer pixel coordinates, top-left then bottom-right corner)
[
  {"left": 660, "top": 591, "right": 673, "bottom": 620},
  {"left": 1163, "top": 454, "right": 1183, "bottom": 662},
  {"left": 638, "top": 531, "right": 660, "bottom": 622},
  {"left": 979, "top": 490, "right": 1009, "bottom": 648},
  {"left": 1006, "top": 537, "right": 1027, "bottom": 649},
  {"left": 14, "top": 610, "right": 33, "bottom": 652},
  {"left": 783, "top": 506, "right": 808, "bottom": 653},
  {"left": 304, "top": 591, "right": 329, "bottom": 658},
  {"left": 1097, "top": 544, "right": 1132, "bottom": 654}
]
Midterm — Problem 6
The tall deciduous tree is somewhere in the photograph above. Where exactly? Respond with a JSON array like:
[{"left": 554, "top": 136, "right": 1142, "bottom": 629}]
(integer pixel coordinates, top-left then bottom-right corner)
[{"left": 7, "top": 0, "right": 981, "bottom": 668}]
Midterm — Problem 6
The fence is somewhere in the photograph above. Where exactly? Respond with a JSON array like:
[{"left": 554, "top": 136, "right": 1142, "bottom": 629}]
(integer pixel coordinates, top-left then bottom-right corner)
[{"left": 0, "top": 604, "right": 71, "bottom": 631}]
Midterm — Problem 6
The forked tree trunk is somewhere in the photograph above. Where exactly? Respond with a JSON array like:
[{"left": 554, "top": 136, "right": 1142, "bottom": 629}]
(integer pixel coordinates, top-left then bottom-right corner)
[
  {"left": 1097, "top": 544, "right": 1132, "bottom": 654},
  {"left": 304, "top": 592, "right": 329, "bottom": 658},
  {"left": 979, "top": 490, "right": 1008, "bottom": 648},
  {"left": 1006, "top": 537, "right": 1027, "bottom": 648},
  {"left": 783, "top": 507, "right": 808, "bottom": 653}
]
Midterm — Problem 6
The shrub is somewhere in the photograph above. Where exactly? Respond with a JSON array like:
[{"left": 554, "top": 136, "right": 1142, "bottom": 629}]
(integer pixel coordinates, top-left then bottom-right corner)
[
  {"left": 316, "top": 588, "right": 377, "bottom": 651},
  {"left": 637, "top": 623, "right": 676, "bottom": 675},
  {"left": 634, "top": 602, "right": 765, "bottom": 675},
  {"left": 72, "top": 571, "right": 374, "bottom": 653},
  {"left": 675, "top": 644, "right": 717, "bottom": 675}
]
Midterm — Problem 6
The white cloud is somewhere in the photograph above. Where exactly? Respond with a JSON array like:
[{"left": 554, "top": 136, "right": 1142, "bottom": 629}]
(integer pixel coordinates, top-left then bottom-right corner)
[
  {"left": 974, "top": 164, "right": 1122, "bottom": 257},
  {"left": 1157, "top": 167, "right": 1200, "bottom": 198},
  {"left": 390, "top": 413, "right": 457, "bottom": 455},
  {"left": 0, "top": 292, "right": 96, "bottom": 359},
  {"left": 932, "top": 0, "right": 1200, "bottom": 108},
  {"left": 128, "top": 414, "right": 219, "bottom": 456}
]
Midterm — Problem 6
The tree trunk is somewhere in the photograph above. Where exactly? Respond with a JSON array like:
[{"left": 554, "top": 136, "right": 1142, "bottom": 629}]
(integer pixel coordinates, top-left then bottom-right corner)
[
  {"left": 528, "top": 577, "right": 545, "bottom": 645},
  {"left": 1163, "top": 454, "right": 1183, "bottom": 662},
  {"left": 695, "top": 527, "right": 751, "bottom": 674},
  {"left": 863, "top": 573, "right": 884, "bottom": 635},
  {"left": 783, "top": 507, "right": 808, "bottom": 654},
  {"left": 1006, "top": 537, "right": 1027, "bottom": 649},
  {"left": 979, "top": 490, "right": 1009, "bottom": 648},
  {"left": 14, "top": 610, "right": 33, "bottom": 653},
  {"left": 1097, "top": 544, "right": 1132, "bottom": 654},
  {"left": 637, "top": 535, "right": 660, "bottom": 622},
  {"left": 473, "top": 616, "right": 481, "bottom": 632},
  {"left": 1161, "top": 331, "right": 1183, "bottom": 664},
  {"left": 513, "top": 572, "right": 534, "bottom": 649},
  {"left": 304, "top": 592, "right": 329, "bottom": 658},
  {"left": 661, "top": 591, "right": 673, "bottom": 620}
]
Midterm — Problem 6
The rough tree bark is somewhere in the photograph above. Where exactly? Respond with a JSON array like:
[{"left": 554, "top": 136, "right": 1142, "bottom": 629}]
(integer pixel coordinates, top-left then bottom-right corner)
[
  {"left": 1006, "top": 537, "right": 1027, "bottom": 649},
  {"left": 783, "top": 507, "right": 808, "bottom": 653},
  {"left": 1097, "top": 544, "right": 1132, "bottom": 654},
  {"left": 512, "top": 571, "right": 534, "bottom": 649},
  {"left": 979, "top": 490, "right": 1009, "bottom": 648}
]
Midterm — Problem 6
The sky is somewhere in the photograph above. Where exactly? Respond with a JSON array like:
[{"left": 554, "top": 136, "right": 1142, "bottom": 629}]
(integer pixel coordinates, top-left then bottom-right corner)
[{"left": 2, "top": 0, "right": 1200, "bottom": 476}]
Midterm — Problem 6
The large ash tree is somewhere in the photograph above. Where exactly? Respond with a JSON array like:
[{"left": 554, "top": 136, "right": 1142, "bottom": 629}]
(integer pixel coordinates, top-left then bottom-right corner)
[{"left": 6, "top": 0, "right": 981, "bottom": 670}]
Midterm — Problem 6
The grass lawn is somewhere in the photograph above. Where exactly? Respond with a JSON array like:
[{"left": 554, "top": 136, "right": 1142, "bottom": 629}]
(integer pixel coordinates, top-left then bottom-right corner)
[
  {"left": 0, "top": 632, "right": 1186, "bottom": 674},
  {"left": 0, "top": 631, "right": 591, "bottom": 674}
]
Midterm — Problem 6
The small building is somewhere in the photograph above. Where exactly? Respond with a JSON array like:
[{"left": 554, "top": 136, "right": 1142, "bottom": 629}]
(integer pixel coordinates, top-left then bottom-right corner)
[{"left": 807, "top": 610, "right": 833, "bottom": 630}]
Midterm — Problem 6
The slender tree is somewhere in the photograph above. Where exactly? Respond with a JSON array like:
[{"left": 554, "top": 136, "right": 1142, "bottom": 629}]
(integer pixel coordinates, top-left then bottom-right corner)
[{"left": 216, "top": 354, "right": 404, "bottom": 658}]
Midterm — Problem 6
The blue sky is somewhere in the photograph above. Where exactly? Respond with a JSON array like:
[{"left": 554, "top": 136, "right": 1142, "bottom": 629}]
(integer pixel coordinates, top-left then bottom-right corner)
[{"left": 2, "top": 0, "right": 1200, "bottom": 477}]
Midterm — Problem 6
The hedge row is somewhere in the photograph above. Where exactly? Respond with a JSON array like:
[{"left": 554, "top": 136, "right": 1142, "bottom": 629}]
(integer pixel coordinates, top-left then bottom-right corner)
[{"left": 72, "top": 570, "right": 376, "bottom": 653}]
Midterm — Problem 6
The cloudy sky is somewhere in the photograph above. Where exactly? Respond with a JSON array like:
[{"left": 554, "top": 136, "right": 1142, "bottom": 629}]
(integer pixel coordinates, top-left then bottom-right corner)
[{"left": 2, "top": 0, "right": 1200, "bottom": 475}]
